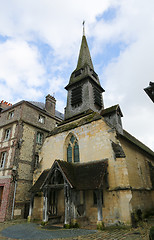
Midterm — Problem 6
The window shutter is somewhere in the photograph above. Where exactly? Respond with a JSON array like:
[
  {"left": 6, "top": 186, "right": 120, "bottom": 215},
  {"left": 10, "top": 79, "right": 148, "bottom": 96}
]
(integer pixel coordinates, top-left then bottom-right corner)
[
  {"left": 67, "top": 144, "right": 72, "bottom": 162},
  {"left": 74, "top": 142, "right": 80, "bottom": 162}
]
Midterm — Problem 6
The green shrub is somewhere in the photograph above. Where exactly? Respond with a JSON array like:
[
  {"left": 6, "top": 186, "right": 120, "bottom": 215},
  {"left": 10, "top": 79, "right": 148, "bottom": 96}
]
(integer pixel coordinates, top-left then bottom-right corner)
[{"left": 149, "top": 226, "right": 154, "bottom": 240}]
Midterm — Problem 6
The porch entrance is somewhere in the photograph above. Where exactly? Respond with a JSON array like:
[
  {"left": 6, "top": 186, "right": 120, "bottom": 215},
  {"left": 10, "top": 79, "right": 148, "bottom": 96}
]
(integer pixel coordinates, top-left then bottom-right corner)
[
  {"left": 48, "top": 188, "right": 64, "bottom": 224},
  {"left": 49, "top": 190, "right": 57, "bottom": 216}
]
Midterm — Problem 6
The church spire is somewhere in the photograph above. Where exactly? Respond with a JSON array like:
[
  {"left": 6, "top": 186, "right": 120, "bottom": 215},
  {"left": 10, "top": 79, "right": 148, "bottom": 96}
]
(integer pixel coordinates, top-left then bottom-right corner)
[
  {"left": 76, "top": 22, "right": 94, "bottom": 71},
  {"left": 64, "top": 24, "right": 105, "bottom": 120}
]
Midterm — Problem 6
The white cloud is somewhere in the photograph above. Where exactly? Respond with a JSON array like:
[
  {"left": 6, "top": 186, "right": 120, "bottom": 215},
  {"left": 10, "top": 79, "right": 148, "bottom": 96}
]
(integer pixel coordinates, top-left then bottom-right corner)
[
  {"left": 100, "top": 0, "right": 154, "bottom": 150},
  {"left": 48, "top": 76, "right": 65, "bottom": 94},
  {"left": 0, "top": 0, "right": 153, "bottom": 150},
  {"left": 0, "top": 39, "right": 45, "bottom": 100}
]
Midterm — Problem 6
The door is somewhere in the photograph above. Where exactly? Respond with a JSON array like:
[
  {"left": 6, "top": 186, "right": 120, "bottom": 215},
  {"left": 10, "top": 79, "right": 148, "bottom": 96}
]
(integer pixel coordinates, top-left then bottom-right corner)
[{"left": 49, "top": 190, "right": 57, "bottom": 216}]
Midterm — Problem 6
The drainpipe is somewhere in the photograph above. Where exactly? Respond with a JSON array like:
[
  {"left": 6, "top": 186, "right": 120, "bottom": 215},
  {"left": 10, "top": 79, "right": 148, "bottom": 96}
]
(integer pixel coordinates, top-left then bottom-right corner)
[
  {"left": 11, "top": 166, "right": 18, "bottom": 220},
  {"left": 11, "top": 180, "right": 17, "bottom": 220}
]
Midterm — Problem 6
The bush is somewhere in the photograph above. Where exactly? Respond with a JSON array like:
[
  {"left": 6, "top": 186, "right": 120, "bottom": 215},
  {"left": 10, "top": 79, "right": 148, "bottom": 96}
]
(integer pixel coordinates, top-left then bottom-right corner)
[{"left": 149, "top": 227, "right": 154, "bottom": 240}]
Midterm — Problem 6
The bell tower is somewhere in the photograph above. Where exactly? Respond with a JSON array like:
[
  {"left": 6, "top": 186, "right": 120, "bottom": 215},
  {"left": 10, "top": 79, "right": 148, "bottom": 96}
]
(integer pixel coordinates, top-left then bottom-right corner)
[{"left": 64, "top": 24, "right": 105, "bottom": 120}]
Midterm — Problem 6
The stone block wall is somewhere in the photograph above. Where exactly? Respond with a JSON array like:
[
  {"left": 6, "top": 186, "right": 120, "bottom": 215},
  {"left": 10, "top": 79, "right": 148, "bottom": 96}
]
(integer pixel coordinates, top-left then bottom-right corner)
[{"left": 119, "top": 136, "right": 154, "bottom": 216}]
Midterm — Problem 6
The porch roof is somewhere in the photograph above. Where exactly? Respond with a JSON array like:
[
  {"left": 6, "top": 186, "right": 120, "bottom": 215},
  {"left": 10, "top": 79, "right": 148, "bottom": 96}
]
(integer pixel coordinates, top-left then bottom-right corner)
[
  {"left": 56, "top": 159, "right": 108, "bottom": 190},
  {"left": 30, "top": 169, "right": 50, "bottom": 193},
  {"left": 30, "top": 159, "right": 108, "bottom": 193}
]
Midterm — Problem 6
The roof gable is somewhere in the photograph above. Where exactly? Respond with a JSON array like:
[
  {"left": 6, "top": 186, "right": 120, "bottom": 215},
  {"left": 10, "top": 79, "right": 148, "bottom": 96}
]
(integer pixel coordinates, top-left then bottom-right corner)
[{"left": 32, "top": 159, "right": 108, "bottom": 193}]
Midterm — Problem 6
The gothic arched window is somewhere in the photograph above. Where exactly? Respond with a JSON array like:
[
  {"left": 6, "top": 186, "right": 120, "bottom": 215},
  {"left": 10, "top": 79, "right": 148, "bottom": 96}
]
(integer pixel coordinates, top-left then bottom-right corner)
[
  {"left": 67, "top": 135, "right": 80, "bottom": 163},
  {"left": 67, "top": 144, "right": 72, "bottom": 163}
]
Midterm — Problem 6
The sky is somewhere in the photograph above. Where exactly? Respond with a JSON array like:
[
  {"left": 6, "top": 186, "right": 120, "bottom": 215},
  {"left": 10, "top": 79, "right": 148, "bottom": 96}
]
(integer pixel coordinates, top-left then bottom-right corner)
[{"left": 0, "top": 0, "right": 154, "bottom": 150}]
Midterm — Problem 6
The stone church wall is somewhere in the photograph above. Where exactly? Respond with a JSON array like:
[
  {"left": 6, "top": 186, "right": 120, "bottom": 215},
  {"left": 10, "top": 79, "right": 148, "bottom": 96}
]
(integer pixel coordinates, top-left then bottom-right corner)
[
  {"left": 119, "top": 137, "right": 154, "bottom": 216},
  {"left": 34, "top": 118, "right": 133, "bottom": 224}
]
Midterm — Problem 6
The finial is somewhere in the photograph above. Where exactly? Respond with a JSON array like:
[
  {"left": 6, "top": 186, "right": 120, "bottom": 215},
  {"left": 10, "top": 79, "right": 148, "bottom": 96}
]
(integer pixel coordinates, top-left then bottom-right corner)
[{"left": 83, "top": 20, "right": 85, "bottom": 36}]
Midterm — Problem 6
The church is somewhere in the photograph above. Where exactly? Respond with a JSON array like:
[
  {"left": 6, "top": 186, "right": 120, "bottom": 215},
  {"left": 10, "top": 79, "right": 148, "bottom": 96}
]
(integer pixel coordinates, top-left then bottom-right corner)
[{"left": 29, "top": 28, "right": 154, "bottom": 228}]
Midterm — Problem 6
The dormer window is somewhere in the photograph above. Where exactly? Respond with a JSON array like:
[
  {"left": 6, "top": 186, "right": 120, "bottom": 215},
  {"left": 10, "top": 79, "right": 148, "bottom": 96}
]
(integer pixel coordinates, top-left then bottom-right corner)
[
  {"left": 38, "top": 115, "right": 45, "bottom": 124},
  {"left": 8, "top": 111, "right": 14, "bottom": 119},
  {"left": 90, "top": 69, "right": 98, "bottom": 80},
  {"left": 74, "top": 68, "right": 83, "bottom": 77}
]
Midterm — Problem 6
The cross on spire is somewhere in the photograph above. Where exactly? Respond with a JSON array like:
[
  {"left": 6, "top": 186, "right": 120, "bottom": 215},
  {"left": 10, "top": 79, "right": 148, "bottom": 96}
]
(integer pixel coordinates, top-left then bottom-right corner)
[{"left": 83, "top": 20, "right": 85, "bottom": 36}]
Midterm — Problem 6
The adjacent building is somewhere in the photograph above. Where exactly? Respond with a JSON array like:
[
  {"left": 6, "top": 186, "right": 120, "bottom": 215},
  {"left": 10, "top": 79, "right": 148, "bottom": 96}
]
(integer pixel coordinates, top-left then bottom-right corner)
[
  {"left": 0, "top": 96, "right": 63, "bottom": 222},
  {"left": 144, "top": 82, "right": 154, "bottom": 103},
  {"left": 29, "top": 32, "right": 154, "bottom": 227}
]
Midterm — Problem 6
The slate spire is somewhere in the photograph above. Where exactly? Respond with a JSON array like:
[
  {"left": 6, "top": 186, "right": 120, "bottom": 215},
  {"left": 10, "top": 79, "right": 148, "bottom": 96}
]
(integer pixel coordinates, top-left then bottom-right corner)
[
  {"left": 76, "top": 24, "right": 94, "bottom": 71},
  {"left": 64, "top": 24, "right": 105, "bottom": 120}
]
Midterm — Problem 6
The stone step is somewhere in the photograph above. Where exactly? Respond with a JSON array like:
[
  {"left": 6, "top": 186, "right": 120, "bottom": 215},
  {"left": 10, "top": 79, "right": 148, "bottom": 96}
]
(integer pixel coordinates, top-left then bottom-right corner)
[{"left": 48, "top": 215, "right": 62, "bottom": 224}]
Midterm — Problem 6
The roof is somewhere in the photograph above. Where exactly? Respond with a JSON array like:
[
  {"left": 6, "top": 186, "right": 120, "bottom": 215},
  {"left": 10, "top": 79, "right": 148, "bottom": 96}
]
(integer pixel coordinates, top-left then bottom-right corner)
[
  {"left": 48, "top": 110, "right": 102, "bottom": 137},
  {"left": 120, "top": 130, "right": 154, "bottom": 157},
  {"left": 0, "top": 100, "right": 64, "bottom": 120},
  {"left": 32, "top": 159, "right": 108, "bottom": 192},
  {"left": 101, "top": 104, "right": 123, "bottom": 117},
  {"left": 28, "top": 101, "right": 64, "bottom": 120},
  {"left": 56, "top": 159, "right": 108, "bottom": 190},
  {"left": 76, "top": 35, "right": 94, "bottom": 71},
  {"left": 65, "top": 34, "right": 102, "bottom": 89},
  {"left": 30, "top": 169, "right": 50, "bottom": 193}
]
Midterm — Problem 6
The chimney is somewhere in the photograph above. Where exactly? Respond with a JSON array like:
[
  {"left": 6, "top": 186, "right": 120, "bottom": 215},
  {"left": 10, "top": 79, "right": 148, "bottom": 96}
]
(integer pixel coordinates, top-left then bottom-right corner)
[
  {"left": 0, "top": 100, "right": 12, "bottom": 112},
  {"left": 45, "top": 94, "right": 56, "bottom": 116}
]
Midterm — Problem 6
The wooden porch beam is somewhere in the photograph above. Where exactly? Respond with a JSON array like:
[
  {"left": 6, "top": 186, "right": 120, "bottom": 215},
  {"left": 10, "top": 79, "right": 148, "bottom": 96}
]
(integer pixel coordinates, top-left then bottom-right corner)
[{"left": 46, "top": 184, "right": 64, "bottom": 189}]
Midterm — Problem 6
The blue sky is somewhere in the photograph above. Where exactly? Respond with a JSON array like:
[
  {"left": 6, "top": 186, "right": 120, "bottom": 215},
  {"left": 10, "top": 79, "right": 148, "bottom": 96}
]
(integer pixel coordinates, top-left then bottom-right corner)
[{"left": 0, "top": 0, "right": 154, "bottom": 150}]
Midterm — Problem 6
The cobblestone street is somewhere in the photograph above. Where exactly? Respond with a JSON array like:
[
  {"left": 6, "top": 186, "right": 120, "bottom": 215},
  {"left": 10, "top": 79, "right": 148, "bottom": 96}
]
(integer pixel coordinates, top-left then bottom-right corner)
[{"left": 0, "top": 217, "right": 153, "bottom": 240}]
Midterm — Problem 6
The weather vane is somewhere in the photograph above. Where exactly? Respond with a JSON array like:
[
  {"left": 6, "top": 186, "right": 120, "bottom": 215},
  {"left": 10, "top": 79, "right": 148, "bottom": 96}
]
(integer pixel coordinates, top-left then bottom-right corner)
[{"left": 83, "top": 20, "right": 85, "bottom": 36}]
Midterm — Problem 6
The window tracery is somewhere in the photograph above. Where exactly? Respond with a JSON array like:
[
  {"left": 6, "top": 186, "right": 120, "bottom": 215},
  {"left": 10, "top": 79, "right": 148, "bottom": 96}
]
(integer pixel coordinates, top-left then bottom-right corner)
[{"left": 66, "top": 135, "right": 80, "bottom": 163}]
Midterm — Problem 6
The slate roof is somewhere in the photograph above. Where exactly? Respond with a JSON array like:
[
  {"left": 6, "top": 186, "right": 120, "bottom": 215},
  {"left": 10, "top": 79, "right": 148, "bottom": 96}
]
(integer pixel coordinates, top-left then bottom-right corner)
[
  {"left": 120, "top": 130, "right": 154, "bottom": 158},
  {"left": 101, "top": 104, "right": 123, "bottom": 117},
  {"left": 48, "top": 110, "right": 102, "bottom": 137},
  {"left": 28, "top": 101, "right": 64, "bottom": 120},
  {"left": 76, "top": 35, "right": 94, "bottom": 71},
  {"left": 0, "top": 100, "right": 64, "bottom": 120},
  {"left": 65, "top": 34, "right": 103, "bottom": 89}
]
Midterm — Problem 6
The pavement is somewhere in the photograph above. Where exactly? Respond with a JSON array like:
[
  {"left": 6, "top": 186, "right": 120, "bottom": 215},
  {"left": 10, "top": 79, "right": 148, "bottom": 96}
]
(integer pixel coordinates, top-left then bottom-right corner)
[{"left": 0, "top": 216, "right": 153, "bottom": 240}]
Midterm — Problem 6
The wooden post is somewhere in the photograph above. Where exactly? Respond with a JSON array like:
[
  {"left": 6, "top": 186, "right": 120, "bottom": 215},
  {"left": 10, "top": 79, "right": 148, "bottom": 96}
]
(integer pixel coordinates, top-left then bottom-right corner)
[
  {"left": 43, "top": 188, "right": 48, "bottom": 222},
  {"left": 64, "top": 181, "right": 71, "bottom": 226},
  {"left": 27, "top": 193, "right": 34, "bottom": 222},
  {"left": 71, "top": 190, "right": 77, "bottom": 226},
  {"left": 96, "top": 189, "right": 104, "bottom": 229},
  {"left": 97, "top": 189, "right": 103, "bottom": 221}
]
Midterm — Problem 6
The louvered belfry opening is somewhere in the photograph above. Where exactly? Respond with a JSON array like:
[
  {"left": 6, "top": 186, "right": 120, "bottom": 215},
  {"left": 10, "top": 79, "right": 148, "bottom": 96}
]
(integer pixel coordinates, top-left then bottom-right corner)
[
  {"left": 93, "top": 86, "right": 103, "bottom": 108},
  {"left": 71, "top": 86, "right": 82, "bottom": 107}
]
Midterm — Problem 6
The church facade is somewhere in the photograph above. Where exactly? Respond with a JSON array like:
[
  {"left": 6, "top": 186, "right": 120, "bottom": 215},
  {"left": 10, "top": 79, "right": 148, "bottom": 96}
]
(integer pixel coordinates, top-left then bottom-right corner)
[{"left": 29, "top": 31, "right": 154, "bottom": 227}]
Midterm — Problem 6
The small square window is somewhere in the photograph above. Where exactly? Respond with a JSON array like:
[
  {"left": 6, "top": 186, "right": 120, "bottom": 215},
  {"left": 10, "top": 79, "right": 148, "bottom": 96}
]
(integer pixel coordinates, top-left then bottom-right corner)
[
  {"left": 4, "top": 129, "right": 11, "bottom": 141},
  {"left": 38, "top": 115, "right": 45, "bottom": 124},
  {"left": 0, "top": 152, "right": 6, "bottom": 168},
  {"left": 8, "top": 111, "right": 14, "bottom": 119},
  {"left": 36, "top": 132, "right": 43, "bottom": 144}
]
